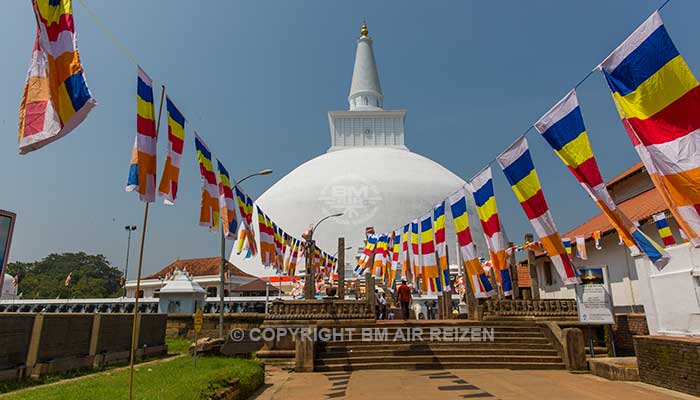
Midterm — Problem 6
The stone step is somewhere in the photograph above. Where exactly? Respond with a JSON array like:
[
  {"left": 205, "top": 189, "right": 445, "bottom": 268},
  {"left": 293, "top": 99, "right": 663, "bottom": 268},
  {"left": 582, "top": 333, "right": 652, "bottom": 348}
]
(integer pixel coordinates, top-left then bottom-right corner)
[
  {"left": 320, "top": 342, "right": 557, "bottom": 352},
  {"left": 318, "top": 336, "right": 552, "bottom": 347},
  {"left": 314, "top": 361, "right": 566, "bottom": 372},
  {"left": 316, "top": 354, "right": 564, "bottom": 365},
  {"left": 318, "top": 347, "right": 560, "bottom": 358},
  {"left": 341, "top": 326, "right": 545, "bottom": 334}
]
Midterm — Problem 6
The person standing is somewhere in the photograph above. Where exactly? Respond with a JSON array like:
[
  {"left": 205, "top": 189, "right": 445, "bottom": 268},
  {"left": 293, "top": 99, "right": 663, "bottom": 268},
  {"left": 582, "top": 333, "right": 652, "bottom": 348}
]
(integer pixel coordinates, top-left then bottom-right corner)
[{"left": 396, "top": 279, "right": 412, "bottom": 320}]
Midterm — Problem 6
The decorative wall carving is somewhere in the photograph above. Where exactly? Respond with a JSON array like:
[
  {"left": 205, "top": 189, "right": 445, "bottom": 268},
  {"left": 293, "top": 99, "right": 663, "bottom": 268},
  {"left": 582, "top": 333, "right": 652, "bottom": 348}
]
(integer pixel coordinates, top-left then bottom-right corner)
[
  {"left": 483, "top": 299, "right": 578, "bottom": 317},
  {"left": 266, "top": 300, "right": 374, "bottom": 320}
]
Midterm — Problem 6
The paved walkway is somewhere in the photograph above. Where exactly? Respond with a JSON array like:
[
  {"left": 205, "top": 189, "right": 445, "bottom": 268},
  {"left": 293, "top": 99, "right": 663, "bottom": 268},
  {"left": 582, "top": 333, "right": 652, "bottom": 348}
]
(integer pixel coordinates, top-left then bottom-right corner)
[{"left": 252, "top": 367, "right": 696, "bottom": 400}]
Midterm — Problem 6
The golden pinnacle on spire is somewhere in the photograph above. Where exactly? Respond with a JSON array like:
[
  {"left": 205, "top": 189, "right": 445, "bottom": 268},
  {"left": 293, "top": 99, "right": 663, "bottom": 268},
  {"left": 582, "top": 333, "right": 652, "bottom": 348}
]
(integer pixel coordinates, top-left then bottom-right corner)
[{"left": 360, "top": 20, "right": 368, "bottom": 37}]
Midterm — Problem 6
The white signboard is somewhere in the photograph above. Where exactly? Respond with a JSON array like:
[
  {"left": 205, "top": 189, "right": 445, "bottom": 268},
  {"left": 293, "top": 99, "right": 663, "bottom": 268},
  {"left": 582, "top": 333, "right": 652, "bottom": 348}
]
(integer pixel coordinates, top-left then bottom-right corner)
[{"left": 576, "top": 266, "right": 614, "bottom": 324}]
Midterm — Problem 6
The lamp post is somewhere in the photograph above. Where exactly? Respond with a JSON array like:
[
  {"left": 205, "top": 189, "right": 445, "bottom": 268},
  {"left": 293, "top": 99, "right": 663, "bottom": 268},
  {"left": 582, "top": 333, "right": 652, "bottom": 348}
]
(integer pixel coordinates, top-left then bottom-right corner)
[
  {"left": 123, "top": 225, "right": 137, "bottom": 298},
  {"left": 304, "top": 213, "right": 343, "bottom": 299},
  {"left": 217, "top": 168, "right": 273, "bottom": 338}
]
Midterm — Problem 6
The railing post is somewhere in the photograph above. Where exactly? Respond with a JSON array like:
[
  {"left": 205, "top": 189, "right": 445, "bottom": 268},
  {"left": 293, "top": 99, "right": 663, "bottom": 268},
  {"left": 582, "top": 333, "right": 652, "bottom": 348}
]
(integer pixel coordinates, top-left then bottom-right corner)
[{"left": 337, "top": 238, "right": 345, "bottom": 299}]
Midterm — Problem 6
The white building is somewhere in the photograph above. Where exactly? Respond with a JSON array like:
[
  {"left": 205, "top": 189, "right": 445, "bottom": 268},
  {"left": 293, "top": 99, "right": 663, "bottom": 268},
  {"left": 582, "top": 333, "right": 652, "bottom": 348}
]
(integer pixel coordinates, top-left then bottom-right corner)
[
  {"left": 230, "top": 22, "right": 485, "bottom": 277},
  {"left": 1, "top": 274, "right": 16, "bottom": 299},
  {"left": 126, "top": 257, "right": 256, "bottom": 299},
  {"left": 532, "top": 162, "right": 692, "bottom": 314}
]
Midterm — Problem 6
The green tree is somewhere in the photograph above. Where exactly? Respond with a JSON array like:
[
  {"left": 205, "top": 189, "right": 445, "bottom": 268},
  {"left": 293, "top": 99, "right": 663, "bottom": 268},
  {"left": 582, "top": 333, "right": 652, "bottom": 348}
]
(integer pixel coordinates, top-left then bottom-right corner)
[{"left": 6, "top": 252, "right": 121, "bottom": 299}]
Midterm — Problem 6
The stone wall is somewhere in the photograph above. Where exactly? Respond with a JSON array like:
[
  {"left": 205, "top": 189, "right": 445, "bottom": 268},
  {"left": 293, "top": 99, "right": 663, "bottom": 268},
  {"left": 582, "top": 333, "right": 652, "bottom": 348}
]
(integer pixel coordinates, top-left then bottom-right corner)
[
  {"left": 0, "top": 314, "right": 35, "bottom": 370},
  {"left": 166, "top": 313, "right": 265, "bottom": 339},
  {"left": 635, "top": 335, "right": 700, "bottom": 397},
  {"left": 0, "top": 313, "right": 168, "bottom": 382},
  {"left": 612, "top": 313, "right": 648, "bottom": 356},
  {"left": 37, "top": 314, "right": 93, "bottom": 362}
]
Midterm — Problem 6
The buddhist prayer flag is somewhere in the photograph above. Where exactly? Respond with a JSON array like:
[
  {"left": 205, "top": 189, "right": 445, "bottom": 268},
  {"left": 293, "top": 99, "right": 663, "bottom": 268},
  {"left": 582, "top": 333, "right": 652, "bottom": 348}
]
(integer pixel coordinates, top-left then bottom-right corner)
[
  {"left": 401, "top": 224, "right": 411, "bottom": 281},
  {"left": 194, "top": 133, "right": 219, "bottom": 231},
  {"left": 562, "top": 237, "right": 572, "bottom": 257},
  {"left": 355, "top": 234, "right": 377, "bottom": 275},
  {"left": 158, "top": 97, "right": 186, "bottom": 204},
  {"left": 288, "top": 239, "right": 301, "bottom": 276},
  {"left": 216, "top": 160, "right": 238, "bottom": 240},
  {"left": 410, "top": 220, "right": 421, "bottom": 280},
  {"left": 390, "top": 229, "right": 401, "bottom": 289},
  {"left": 126, "top": 67, "right": 157, "bottom": 202},
  {"left": 449, "top": 191, "right": 494, "bottom": 298},
  {"left": 653, "top": 212, "right": 677, "bottom": 247},
  {"left": 575, "top": 235, "right": 587, "bottom": 260},
  {"left": 420, "top": 213, "right": 441, "bottom": 294},
  {"left": 373, "top": 234, "right": 389, "bottom": 279},
  {"left": 234, "top": 185, "right": 257, "bottom": 256},
  {"left": 496, "top": 136, "right": 578, "bottom": 285},
  {"left": 593, "top": 230, "right": 602, "bottom": 250},
  {"left": 433, "top": 201, "right": 450, "bottom": 291},
  {"left": 470, "top": 167, "right": 512, "bottom": 296},
  {"left": 256, "top": 207, "right": 275, "bottom": 267},
  {"left": 19, "top": 0, "right": 97, "bottom": 154},
  {"left": 600, "top": 11, "right": 700, "bottom": 249},
  {"left": 535, "top": 89, "right": 669, "bottom": 270}
]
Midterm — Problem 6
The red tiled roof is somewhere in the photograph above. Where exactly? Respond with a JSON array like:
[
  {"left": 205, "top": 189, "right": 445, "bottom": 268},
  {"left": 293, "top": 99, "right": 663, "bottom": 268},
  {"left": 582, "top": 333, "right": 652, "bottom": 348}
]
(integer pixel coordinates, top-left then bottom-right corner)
[
  {"left": 564, "top": 187, "right": 667, "bottom": 239},
  {"left": 606, "top": 161, "right": 644, "bottom": 188},
  {"left": 231, "top": 278, "right": 282, "bottom": 293},
  {"left": 146, "top": 257, "right": 256, "bottom": 280}
]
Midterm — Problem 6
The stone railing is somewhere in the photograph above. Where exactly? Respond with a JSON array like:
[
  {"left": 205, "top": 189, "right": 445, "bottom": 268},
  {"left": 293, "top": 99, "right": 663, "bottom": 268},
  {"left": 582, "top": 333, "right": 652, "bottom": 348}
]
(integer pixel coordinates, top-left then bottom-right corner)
[
  {"left": 482, "top": 299, "right": 578, "bottom": 319},
  {"left": 266, "top": 299, "right": 374, "bottom": 320}
]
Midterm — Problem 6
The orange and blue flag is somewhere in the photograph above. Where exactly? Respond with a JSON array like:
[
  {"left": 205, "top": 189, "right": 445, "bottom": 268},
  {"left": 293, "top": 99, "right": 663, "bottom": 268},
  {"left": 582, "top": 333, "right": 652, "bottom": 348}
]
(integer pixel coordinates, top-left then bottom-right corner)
[
  {"left": 19, "top": 0, "right": 97, "bottom": 154},
  {"left": 470, "top": 167, "right": 512, "bottom": 295},
  {"left": 420, "top": 213, "right": 441, "bottom": 294},
  {"left": 600, "top": 11, "right": 700, "bottom": 251},
  {"left": 194, "top": 133, "right": 219, "bottom": 232},
  {"left": 496, "top": 136, "right": 578, "bottom": 285},
  {"left": 216, "top": 160, "right": 238, "bottom": 240},
  {"left": 158, "top": 96, "right": 186, "bottom": 205},
  {"left": 126, "top": 67, "right": 157, "bottom": 202},
  {"left": 536, "top": 89, "right": 668, "bottom": 269},
  {"left": 433, "top": 202, "right": 450, "bottom": 291},
  {"left": 449, "top": 190, "right": 494, "bottom": 298}
]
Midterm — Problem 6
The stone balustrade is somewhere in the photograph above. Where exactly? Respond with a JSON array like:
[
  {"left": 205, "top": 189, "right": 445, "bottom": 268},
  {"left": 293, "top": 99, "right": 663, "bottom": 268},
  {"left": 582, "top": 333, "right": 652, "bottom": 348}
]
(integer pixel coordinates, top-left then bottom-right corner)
[
  {"left": 482, "top": 299, "right": 578, "bottom": 318},
  {"left": 266, "top": 299, "right": 374, "bottom": 321}
]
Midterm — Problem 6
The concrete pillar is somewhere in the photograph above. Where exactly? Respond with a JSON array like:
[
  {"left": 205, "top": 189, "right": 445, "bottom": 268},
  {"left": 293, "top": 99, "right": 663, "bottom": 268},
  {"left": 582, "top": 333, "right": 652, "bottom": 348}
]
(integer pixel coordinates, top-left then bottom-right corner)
[
  {"left": 337, "top": 238, "right": 345, "bottom": 299},
  {"left": 304, "top": 240, "right": 315, "bottom": 300},
  {"left": 525, "top": 233, "right": 540, "bottom": 300},
  {"left": 295, "top": 331, "right": 315, "bottom": 372},
  {"left": 562, "top": 328, "right": 587, "bottom": 371},
  {"left": 25, "top": 313, "right": 45, "bottom": 376},
  {"left": 89, "top": 314, "right": 102, "bottom": 366},
  {"left": 365, "top": 273, "right": 375, "bottom": 312},
  {"left": 507, "top": 241, "right": 520, "bottom": 300}
]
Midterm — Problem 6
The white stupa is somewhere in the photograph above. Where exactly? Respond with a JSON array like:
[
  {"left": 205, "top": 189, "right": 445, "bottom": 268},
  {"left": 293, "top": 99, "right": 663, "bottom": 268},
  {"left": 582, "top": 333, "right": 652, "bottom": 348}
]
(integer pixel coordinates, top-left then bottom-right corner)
[{"left": 230, "top": 22, "right": 486, "bottom": 277}]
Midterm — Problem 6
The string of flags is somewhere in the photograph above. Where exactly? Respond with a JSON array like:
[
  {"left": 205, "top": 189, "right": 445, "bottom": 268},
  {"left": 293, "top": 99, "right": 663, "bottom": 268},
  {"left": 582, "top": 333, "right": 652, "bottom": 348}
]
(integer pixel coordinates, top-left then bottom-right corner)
[
  {"left": 356, "top": 5, "right": 698, "bottom": 298},
  {"left": 15, "top": 1, "right": 699, "bottom": 294}
]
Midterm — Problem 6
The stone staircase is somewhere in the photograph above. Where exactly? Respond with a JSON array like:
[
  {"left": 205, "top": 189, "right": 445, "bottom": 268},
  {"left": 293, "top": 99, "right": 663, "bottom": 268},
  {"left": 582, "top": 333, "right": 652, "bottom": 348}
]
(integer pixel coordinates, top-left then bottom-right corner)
[{"left": 314, "top": 321, "right": 566, "bottom": 371}]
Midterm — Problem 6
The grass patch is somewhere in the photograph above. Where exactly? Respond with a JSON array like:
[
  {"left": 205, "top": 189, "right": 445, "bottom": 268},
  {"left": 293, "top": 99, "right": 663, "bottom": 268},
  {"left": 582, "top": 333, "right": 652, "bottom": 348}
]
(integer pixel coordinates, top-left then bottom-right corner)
[
  {"left": 0, "top": 339, "right": 191, "bottom": 395},
  {"left": 165, "top": 337, "right": 193, "bottom": 355},
  {"left": 1, "top": 356, "right": 264, "bottom": 400}
]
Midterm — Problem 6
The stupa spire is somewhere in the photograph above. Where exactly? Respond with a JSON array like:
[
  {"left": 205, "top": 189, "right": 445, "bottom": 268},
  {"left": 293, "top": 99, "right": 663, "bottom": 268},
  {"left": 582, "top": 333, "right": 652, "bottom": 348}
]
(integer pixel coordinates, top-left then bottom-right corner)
[{"left": 348, "top": 20, "right": 383, "bottom": 111}]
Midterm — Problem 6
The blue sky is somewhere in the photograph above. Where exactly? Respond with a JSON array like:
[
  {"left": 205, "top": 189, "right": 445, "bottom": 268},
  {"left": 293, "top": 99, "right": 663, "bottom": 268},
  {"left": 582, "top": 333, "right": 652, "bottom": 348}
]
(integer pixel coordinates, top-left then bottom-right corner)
[{"left": 0, "top": 0, "right": 696, "bottom": 277}]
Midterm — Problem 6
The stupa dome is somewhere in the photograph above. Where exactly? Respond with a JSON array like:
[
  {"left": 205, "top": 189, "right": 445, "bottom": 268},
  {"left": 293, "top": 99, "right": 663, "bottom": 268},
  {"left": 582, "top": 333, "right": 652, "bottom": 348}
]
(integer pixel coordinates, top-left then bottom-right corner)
[{"left": 230, "top": 22, "right": 486, "bottom": 277}]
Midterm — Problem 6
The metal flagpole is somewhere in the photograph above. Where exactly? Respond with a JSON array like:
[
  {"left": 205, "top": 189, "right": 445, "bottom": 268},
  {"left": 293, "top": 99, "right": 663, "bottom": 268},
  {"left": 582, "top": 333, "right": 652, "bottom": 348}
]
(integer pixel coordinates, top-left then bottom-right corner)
[
  {"left": 128, "top": 85, "right": 165, "bottom": 400},
  {"left": 219, "top": 227, "right": 225, "bottom": 338}
]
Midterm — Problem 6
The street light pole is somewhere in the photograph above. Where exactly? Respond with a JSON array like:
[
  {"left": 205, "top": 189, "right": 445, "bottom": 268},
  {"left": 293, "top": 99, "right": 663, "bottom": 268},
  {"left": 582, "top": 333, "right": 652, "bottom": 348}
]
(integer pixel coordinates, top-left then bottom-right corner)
[
  {"left": 123, "top": 225, "right": 137, "bottom": 297},
  {"left": 217, "top": 169, "right": 274, "bottom": 338},
  {"left": 304, "top": 213, "right": 343, "bottom": 299}
]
